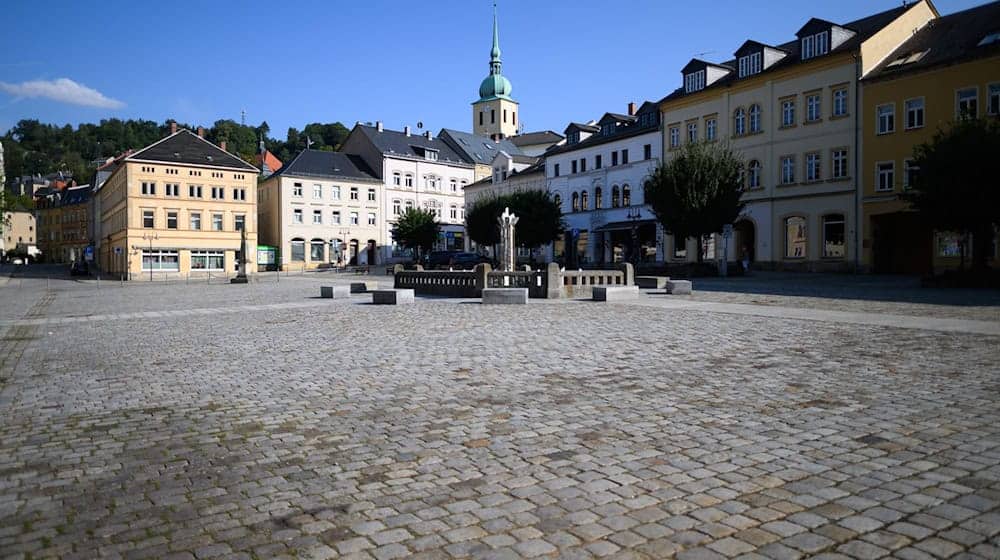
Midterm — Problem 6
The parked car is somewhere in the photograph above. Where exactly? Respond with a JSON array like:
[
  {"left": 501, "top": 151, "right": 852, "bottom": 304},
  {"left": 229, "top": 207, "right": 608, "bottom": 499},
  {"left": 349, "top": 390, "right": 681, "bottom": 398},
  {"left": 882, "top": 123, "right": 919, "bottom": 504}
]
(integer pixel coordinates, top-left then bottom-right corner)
[
  {"left": 422, "top": 251, "right": 460, "bottom": 270},
  {"left": 450, "top": 252, "right": 492, "bottom": 269},
  {"left": 70, "top": 261, "right": 89, "bottom": 276}
]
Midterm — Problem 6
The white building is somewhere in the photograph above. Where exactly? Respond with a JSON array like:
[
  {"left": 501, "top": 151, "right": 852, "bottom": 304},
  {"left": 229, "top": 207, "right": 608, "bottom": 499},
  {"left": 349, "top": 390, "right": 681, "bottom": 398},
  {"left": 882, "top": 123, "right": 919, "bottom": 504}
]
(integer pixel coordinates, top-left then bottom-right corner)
[{"left": 545, "top": 102, "right": 663, "bottom": 265}]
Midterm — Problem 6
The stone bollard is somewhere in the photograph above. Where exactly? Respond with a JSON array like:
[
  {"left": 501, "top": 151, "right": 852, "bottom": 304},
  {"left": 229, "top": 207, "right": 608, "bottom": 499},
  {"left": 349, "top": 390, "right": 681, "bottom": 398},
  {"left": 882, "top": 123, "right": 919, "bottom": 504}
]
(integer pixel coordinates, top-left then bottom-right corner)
[
  {"left": 474, "top": 263, "right": 492, "bottom": 295},
  {"left": 415, "top": 264, "right": 424, "bottom": 271},
  {"left": 522, "top": 264, "right": 532, "bottom": 272},
  {"left": 545, "top": 262, "right": 562, "bottom": 299},
  {"left": 392, "top": 264, "right": 404, "bottom": 275},
  {"left": 618, "top": 262, "right": 635, "bottom": 286}
]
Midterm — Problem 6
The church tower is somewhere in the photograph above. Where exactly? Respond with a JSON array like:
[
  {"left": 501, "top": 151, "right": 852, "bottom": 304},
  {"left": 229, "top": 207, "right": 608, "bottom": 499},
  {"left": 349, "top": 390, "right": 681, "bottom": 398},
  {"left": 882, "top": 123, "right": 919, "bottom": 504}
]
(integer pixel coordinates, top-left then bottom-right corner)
[{"left": 472, "top": 3, "right": 519, "bottom": 141}]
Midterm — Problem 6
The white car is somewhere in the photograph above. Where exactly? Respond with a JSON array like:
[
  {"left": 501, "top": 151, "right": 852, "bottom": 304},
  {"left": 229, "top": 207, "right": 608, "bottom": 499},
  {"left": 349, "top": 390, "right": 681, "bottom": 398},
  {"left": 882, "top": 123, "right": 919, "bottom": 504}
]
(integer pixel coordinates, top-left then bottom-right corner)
[{"left": 11, "top": 258, "right": 25, "bottom": 265}]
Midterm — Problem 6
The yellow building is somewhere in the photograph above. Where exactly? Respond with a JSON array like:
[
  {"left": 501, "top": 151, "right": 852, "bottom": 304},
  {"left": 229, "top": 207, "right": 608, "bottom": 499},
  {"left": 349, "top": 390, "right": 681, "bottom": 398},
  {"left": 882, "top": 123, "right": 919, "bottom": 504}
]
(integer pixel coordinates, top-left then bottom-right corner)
[
  {"left": 98, "top": 128, "right": 259, "bottom": 279},
  {"left": 861, "top": 1, "right": 1000, "bottom": 274}
]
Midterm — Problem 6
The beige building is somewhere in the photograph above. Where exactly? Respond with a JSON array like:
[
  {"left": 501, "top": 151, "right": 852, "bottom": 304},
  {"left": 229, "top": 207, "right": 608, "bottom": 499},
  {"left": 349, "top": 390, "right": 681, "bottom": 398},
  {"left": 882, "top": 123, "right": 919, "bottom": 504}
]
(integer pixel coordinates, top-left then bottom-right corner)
[
  {"left": 2, "top": 208, "right": 37, "bottom": 260},
  {"left": 258, "top": 150, "right": 384, "bottom": 269},
  {"left": 464, "top": 152, "right": 543, "bottom": 207},
  {"left": 98, "top": 128, "right": 259, "bottom": 279},
  {"left": 657, "top": 1, "right": 936, "bottom": 271}
]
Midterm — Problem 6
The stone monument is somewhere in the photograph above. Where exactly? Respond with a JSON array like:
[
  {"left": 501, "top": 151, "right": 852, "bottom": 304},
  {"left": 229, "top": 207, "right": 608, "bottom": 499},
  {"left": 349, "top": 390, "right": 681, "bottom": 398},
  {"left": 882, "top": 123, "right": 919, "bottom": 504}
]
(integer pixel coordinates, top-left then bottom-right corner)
[
  {"left": 230, "top": 227, "right": 249, "bottom": 284},
  {"left": 497, "top": 207, "right": 519, "bottom": 272}
]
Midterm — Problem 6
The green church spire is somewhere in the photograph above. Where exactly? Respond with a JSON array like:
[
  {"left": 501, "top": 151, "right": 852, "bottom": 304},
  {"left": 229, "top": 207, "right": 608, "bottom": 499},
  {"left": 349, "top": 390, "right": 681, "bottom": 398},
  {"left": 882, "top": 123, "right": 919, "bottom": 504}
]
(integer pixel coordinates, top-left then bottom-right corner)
[
  {"left": 478, "top": 1, "right": 513, "bottom": 102},
  {"left": 490, "top": 2, "right": 501, "bottom": 72}
]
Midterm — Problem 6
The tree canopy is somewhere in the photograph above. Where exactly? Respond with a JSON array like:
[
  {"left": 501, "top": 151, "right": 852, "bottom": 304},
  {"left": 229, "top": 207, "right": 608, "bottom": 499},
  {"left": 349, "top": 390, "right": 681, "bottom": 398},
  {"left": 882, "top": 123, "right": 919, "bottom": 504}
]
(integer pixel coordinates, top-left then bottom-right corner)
[
  {"left": 904, "top": 117, "right": 1000, "bottom": 271},
  {"left": 465, "top": 190, "right": 564, "bottom": 249},
  {"left": 644, "top": 141, "right": 745, "bottom": 261},
  {"left": 391, "top": 208, "right": 440, "bottom": 259}
]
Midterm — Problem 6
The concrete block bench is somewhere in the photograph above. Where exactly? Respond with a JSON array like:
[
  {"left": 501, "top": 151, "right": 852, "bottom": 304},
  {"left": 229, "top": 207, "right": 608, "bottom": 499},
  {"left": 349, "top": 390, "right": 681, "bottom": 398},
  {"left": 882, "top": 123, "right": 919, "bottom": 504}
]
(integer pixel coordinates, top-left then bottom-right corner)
[
  {"left": 482, "top": 288, "right": 528, "bottom": 304},
  {"left": 636, "top": 276, "right": 670, "bottom": 290},
  {"left": 320, "top": 285, "right": 350, "bottom": 299},
  {"left": 350, "top": 281, "right": 378, "bottom": 293},
  {"left": 592, "top": 286, "right": 640, "bottom": 302},
  {"left": 371, "top": 289, "right": 414, "bottom": 305},
  {"left": 665, "top": 280, "right": 693, "bottom": 295}
]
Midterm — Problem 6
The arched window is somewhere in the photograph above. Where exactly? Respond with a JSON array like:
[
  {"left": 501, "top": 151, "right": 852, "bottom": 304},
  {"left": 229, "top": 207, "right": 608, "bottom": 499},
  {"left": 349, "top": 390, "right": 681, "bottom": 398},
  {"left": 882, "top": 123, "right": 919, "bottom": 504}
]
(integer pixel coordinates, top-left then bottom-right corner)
[
  {"left": 785, "top": 216, "right": 807, "bottom": 258},
  {"left": 611, "top": 185, "right": 620, "bottom": 208},
  {"left": 594, "top": 187, "right": 603, "bottom": 209},
  {"left": 580, "top": 190, "right": 589, "bottom": 211},
  {"left": 290, "top": 238, "right": 305, "bottom": 262},
  {"left": 748, "top": 160, "right": 761, "bottom": 189},
  {"left": 450, "top": 204, "right": 458, "bottom": 220},
  {"left": 749, "top": 104, "right": 761, "bottom": 133},
  {"left": 622, "top": 185, "right": 631, "bottom": 207},
  {"left": 310, "top": 238, "right": 325, "bottom": 262},
  {"left": 571, "top": 192, "right": 580, "bottom": 212},
  {"left": 392, "top": 199, "right": 401, "bottom": 215},
  {"left": 734, "top": 108, "right": 746, "bottom": 136},
  {"left": 553, "top": 194, "right": 562, "bottom": 210}
]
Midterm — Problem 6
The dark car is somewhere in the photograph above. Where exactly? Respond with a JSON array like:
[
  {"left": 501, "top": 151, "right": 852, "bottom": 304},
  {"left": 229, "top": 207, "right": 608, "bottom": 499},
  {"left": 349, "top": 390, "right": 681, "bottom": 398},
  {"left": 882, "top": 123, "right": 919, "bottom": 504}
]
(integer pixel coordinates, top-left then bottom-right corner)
[
  {"left": 450, "top": 252, "right": 491, "bottom": 269},
  {"left": 423, "top": 251, "right": 460, "bottom": 270},
  {"left": 70, "top": 261, "right": 89, "bottom": 276}
]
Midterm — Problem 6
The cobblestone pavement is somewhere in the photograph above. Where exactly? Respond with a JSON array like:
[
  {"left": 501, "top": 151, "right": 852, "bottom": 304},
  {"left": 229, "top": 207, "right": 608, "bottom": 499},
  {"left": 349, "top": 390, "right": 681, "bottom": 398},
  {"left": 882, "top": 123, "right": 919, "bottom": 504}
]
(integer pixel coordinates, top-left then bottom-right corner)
[{"left": 1, "top": 277, "right": 999, "bottom": 559}]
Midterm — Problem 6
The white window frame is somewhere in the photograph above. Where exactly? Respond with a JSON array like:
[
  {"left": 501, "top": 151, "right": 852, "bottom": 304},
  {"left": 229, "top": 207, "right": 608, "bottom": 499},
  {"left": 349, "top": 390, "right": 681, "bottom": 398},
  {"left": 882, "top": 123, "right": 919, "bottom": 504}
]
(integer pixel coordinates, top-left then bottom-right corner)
[
  {"left": 748, "top": 160, "right": 761, "bottom": 189},
  {"left": 292, "top": 183, "right": 303, "bottom": 197},
  {"left": 748, "top": 104, "right": 761, "bottom": 133},
  {"left": 684, "top": 69, "right": 706, "bottom": 93},
  {"left": 687, "top": 122, "right": 698, "bottom": 143},
  {"left": 876, "top": 103, "right": 895, "bottom": 135},
  {"left": 905, "top": 97, "right": 925, "bottom": 130},
  {"left": 392, "top": 173, "right": 401, "bottom": 186},
  {"left": 190, "top": 250, "right": 225, "bottom": 271},
  {"left": 806, "top": 94, "right": 821, "bottom": 122},
  {"left": 368, "top": 212, "right": 376, "bottom": 226},
  {"left": 212, "top": 214, "right": 224, "bottom": 231},
  {"left": 832, "top": 149, "right": 848, "bottom": 179},
  {"left": 876, "top": 161, "right": 895, "bottom": 192},
  {"left": 815, "top": 31, "right": 829, "bottom": 55},
  {"left": 738, "top": 52, "right": 762, "bottom": 78},
  {"left": 141, "top": 250, "right": 179, "bottom": 271},
  {"left": 313, "top": 184, "right": 322, "bottom": 199},
  {"left": 957, "top": 87, "right": 978, "bottom": 119},
  {"left": 331, "top": 186, "right": 341, "bottom": 200},
  {"left": 781, "top": 99, "right": 795, "bottom": 127},
  {"left": 802, "top": 35, "right": 814, "bottom": 59},
  {"left": 806, "top": 153, "right": 821, "bottom": 182},
  {"left": 190, "top": 212, "right": 202, "bottom": 230},
  {"left": 903, "top": 159, "right": 919, "bottom": 190},
  {"left": 293, "top": 208, "right": 303, "bottom": 224},
  {"left": 781, "top": 156, "right": 795, "bottom": 184},
  {"left": 312, "top": 210, "right": 322, "bottom": 225},
  {"left": 350, "top": 212, "right": 359, "bottom": 226},
  {"left": 669, "top": 127, "right": 680, "bottom": 148},
  {"left": 350, "top": 187, "right": 359, "bottom": 200},
  {"left": 734, "top": 108, "right": 746, "bottom": 136},
  {"left": 833, "top": 88, "right": 848, "bottom": 117},
  {"left": 332, "top": 211, "right": 341, "bottom": 225}
]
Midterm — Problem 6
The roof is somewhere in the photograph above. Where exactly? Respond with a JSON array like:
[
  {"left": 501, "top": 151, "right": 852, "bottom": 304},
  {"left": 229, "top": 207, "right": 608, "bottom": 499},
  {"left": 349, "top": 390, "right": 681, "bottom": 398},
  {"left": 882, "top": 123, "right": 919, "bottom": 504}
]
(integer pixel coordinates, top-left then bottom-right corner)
[
  {"left": 509, "top": 130, "right": 564, "bottom": 146},
  {"left": 37, "top": 184, "right": 91, "bottom": 208},
  {"left": 659, "top": 3, "right": 919, "bottom": 104},
  {"left": 439, "top": 128, "right": 523, "bottom": 165},
  {"left": 355, "top": 125, "right": 471, "bottom": 166},
  {"left": 256, "top": 150, "right": 283, "bottom": 174},
  {"left": 464, "top": 160, "right": 545, "bottom": 190},
  {"left": 565, "top": 122, "right": 600, "bottom": 134},
  {"left": 126, "top": 130, "right": 259, "bottom": 171},
  {"left": 270, "top": 150, "right": 379, "bottom": 182},
  {"left": 511, "top": 154, "right": 540, "bottom": 165},
  {"left": 547, "top": 102, "right": 660, "bottom": 157},
  {"left": 866, "top": 1, "right": 1000, "bottom": 80}
]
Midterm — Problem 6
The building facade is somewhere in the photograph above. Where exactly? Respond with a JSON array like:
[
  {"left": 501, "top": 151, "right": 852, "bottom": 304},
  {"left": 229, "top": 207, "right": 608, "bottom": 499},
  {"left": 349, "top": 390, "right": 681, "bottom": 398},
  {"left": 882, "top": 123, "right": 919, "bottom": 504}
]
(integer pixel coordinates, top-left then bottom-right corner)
[
  {"left": 36, "top": 184, "right": 91, "bottom": 263},
  {"left": 545, "top": 102, "right": 663, "bottom": 265},
  {"left": 473, "top": 6, "right": 518, "bottom": 141},
  {"left": 861, "top": 1, "right": 1000, "bottom": 274},
  {"left": 657, "top": 0, "right": 937, "bottom": 271},
  {"left": 258, "top": 150, "right": 384, "bottom": 269},
  {"left": 97, "top": 128, "right": 259, "bottom": 279}
]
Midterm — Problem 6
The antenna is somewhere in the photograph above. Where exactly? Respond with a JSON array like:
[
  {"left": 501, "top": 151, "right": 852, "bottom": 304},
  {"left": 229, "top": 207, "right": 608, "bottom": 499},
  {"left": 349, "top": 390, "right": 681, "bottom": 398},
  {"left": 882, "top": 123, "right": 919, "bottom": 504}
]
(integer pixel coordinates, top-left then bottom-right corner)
[
  {"left": 693, "top": 50, "right": 716, "bottom": 58},
  {"left": 241, "top": 109, "right": 246, "bottom": 126}
]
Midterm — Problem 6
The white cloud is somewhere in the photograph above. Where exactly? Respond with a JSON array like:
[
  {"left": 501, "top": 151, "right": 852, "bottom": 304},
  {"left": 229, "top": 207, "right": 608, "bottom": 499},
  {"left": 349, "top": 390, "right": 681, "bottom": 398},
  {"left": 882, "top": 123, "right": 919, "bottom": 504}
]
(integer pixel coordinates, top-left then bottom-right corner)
[{"left": 0, "top": 78, "right": 125, "bottom": 109}]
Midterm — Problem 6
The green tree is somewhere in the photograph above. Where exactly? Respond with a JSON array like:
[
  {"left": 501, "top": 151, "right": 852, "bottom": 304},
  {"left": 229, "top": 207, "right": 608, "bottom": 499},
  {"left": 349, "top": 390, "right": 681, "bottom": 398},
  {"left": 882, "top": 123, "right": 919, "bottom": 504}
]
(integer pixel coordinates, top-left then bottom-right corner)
[
  {"left": 644, "top": 141, "right": 745, "bottom": 262},
  {"left": 904, "top": 118, "right": 1000, "bottom": 271},
  {"left": 466, "top": 191, "right": 564, "bottom": 251},
  {"left": 391, "top": 208, "right": 440, "bottom": 261},
  {"left": 465, "top": 195, "right": 505, "bottom": 247}
]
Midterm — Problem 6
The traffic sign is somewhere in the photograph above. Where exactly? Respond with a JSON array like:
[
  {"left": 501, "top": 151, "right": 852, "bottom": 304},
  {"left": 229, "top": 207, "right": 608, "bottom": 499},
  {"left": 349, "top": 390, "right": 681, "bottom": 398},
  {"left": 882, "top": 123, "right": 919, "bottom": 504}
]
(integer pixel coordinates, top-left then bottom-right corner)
[
  {"left": 114, "top": 247, "right": 123, "bottom": 255},
  {"left": 84, "top": 246, "right": 94, "bottom": 262}
]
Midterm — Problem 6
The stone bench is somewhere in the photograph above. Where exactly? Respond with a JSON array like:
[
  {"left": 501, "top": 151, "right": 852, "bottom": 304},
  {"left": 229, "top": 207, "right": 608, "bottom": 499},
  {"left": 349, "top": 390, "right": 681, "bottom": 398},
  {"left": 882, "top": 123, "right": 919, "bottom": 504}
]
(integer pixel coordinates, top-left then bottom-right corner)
[
  {"left": 636, "top": 276, "right": 670, "bottom": 289},
  {"left": 482, "top": 288, "right": 528, "bottom": 305},
  {"left": 350, "top": 281, "right": 378, "bottom": 293},
  {"left": 320, "top": 285, "right": 350, "bottom": 299},
  {"left": 371, "top": 289, "right": 415, "bottom": 305},
  {"left": 665, "top": 280, "right": 693, "bottom": 295},
  {"left": 592, "top": 286, "right": 640, "bottom": 302}
]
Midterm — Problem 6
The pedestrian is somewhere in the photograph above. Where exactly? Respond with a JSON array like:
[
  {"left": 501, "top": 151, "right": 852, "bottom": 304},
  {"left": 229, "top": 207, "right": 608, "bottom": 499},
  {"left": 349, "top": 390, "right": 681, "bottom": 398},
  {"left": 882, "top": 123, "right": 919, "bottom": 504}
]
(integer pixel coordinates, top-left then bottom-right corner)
[{"left": 741, "top": 245, "right": 751, "bottom": 275}]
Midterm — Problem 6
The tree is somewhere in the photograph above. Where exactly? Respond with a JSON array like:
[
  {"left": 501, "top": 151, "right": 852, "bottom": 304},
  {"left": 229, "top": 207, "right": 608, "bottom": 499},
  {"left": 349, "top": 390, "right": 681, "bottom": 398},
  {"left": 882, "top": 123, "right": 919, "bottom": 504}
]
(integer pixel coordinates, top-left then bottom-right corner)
[
  {"left": 391, "top": 208, "right": 440, "bottom": 261},
  {"left": 466, "top": 190, "right": 564, "bottom": 251},
  {"left": 465, "top": 195, "right": 505, "bottom": 247},
  {"left": 904, "top": 118, "right": 1000, "bottom": 272},
  {"left": 644, "top": 141, "right": 745, "bottom": 262}
]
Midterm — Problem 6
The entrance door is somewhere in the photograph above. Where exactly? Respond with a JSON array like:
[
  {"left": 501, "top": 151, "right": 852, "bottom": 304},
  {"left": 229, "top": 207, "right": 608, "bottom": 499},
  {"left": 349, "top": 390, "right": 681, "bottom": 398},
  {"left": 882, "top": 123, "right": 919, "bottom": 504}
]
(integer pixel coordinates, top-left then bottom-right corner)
[
  {"left": 734, "top": 220, "right": 756, "bottom": 265},
  {"left": 366, "top": 240, "right": 376, "bottom": 266},
  {"left": 872, "top": 213, "right": 930, "bottom": 274},
  {"left": 349, "top": 239, "right": 359, "bottom": 265}
]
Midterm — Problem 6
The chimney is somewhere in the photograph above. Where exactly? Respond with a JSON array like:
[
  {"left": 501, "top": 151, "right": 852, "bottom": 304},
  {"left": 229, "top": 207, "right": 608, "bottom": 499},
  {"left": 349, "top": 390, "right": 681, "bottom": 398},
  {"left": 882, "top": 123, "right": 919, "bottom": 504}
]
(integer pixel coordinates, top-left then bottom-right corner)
[
  {"left": 424, "top": 130, "right": 433, "bottom": 140},
  {"left": 220, "top": 140, "right": 227, "bottom": 152},
  {"left": 169, "top": 121, "right": 177, "bottom": 135},
  {"left": 628, "top": 102, "right": 637, "bottom": 116},
  {"left": 404, "top": 126, "right": 411, "bottom": 137},
  {"left": 197, "top": 126, "right": 205, "bottom": 138},
  {"left": 376, "top": 121, "right": 383, "bottom": 132}
]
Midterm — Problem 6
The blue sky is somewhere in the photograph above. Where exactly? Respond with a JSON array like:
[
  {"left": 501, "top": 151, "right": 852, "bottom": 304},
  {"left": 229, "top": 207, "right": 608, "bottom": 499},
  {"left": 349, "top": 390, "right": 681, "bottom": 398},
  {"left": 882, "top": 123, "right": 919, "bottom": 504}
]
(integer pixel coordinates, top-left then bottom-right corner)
[{"left": 0, "top": 0, "right": 985, "bottom": 138}]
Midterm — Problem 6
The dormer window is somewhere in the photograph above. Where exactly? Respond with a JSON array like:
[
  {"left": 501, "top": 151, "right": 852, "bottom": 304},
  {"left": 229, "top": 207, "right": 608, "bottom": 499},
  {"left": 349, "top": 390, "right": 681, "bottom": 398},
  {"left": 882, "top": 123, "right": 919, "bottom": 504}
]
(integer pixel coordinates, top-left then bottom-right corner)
[
  {"left": 568, "top": 132, "right": 580, "bottom": 145},
  {"left": 802, "top": 31, "right": 829, "bottom": 60},
  {"left": 425, "top": 149, "right": 438, "bottom": 161},
  {"left": 738, "top": 52, "right": 762, "bottom": 78},
  {"left": 601, "top": 123, "right": 615, "bottom": 136},
  {"left": 685, "top": 70, "right": 706, "bottom": 93}
]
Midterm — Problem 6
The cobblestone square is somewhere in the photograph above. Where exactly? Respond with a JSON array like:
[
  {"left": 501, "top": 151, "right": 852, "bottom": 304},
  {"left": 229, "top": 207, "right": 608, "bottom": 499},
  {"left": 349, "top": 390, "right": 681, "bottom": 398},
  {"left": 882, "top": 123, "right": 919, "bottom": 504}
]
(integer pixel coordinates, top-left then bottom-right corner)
[{"left": 1, "top": 273, "right": 998, "bottom": 559}]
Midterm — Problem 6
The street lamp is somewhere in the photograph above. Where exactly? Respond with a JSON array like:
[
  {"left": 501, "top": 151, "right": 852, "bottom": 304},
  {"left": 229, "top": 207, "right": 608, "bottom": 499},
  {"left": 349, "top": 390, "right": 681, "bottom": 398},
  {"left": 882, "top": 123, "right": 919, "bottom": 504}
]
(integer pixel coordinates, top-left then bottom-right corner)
[
  {"left": 338, "top": 228, "right": 351, "bottom": 266},
  {"left": 141, "top": 232, "right": 159, "bottom": 282},
  {"left": 627, "top": 207, "right": 642, "bottom": 266}
]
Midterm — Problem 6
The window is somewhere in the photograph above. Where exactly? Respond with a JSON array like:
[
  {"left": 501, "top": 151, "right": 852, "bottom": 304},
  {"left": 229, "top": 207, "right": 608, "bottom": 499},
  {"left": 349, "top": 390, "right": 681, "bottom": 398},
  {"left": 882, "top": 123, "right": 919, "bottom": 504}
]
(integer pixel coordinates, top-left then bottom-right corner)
[
  {"left": 368, "top": 212, "right": 377, "bottom": 225},
  {"left": 684, "top": 69, "right": 706, "bottom": 93},
  {"left": 553, "top": 163, "right": 560, "bottom": 177},
  {"left": 141, "top": 250, "right": 179, "bottom": 271},
  {"left": 580, "top": 190, "right": 588, "bottom": 211},
  {"left": 367, "top": 188, "right": 376, "bottom": 202},
  {"left": 212, "top": 214, "right": 223, "bottom": 231},
  {"left": 595, "top": 187, "right": 603, "bottom": 209},
  {"left": 905, "top": 98, "right": 925, "bottom": 129},
  {"left": 781, "top": 99, "right": 796, "bottom": 127},
  {"left": 580, "top": 158, "right": 587, "bottom": 173},
  {"left": 450, "top": 205, "right": 457, "bottom": 219},
  {"left": 877, "top": 104, "right": 894, "bottom": 134},
  {"left": 141, "top": 182, "right": 156, "bottom": 195},
  {"left": 612, "top": 151, "right": 619, "bottom": 166},
  {"left": 611, "top": 185, "right": 620, "bottom": 208},
  {"left": 816, "top": 31, "right": 829, "bottom": 55},
  {"left": 801, "top": 31, "right": 828, "bottom": 60},
  {"left": 806, "top": 94, "right": 821, "bottom": 122},
  {"left": 393, "top": 172, "right": 401, "bottom": 186},
  {"left": 571, "top": 160, "right": 578, "bottom": 174},
  {"left": 989, "top": 84, "right": 1000, "bottom": 115},
  {"left": 165, "top": 183, "right": 179, "bottom": 197},
  {"left": 293, "top": 208, "right": 303, "bottom": 224},
  {"left": 491, "top": 109, "right": 495, "bottom": 124},
  {"left": 822, "top": 214, "right": 845, "bottom": 258},
  {"left": 479, "top": 111, "right": 484, "bottom": 126},
  {"left": 876, "top": 161, "right": 895, "bottom": 192},
  {"left": 903, "top": 159, "right": 919, "bottom": 190},
  {"left": 734, "top": 108, "right": 746, "bottom": 136},
  {"left": 332, "top": 210, "right": 341, "bottom": 224},
  {"left": 832, "top": 149, "right": 848, "bottom": 179},
  {"left": 669, "top": 126, "right": 680, "bottom": 149},
  {"left": 166, "top": 211, "right": 178, "bottom": 229},
  {"left": 328, "top": 185, "right": 339, "bottom": 200},
  {"left": 293, "top": 183, "right": 303, "bottom": 197},
  {"left": 234, "top": 188, "right": 246, "bottom": 201},
  {"left": 802, "top": 35, "right": 814, "bottom": 59},
  {"left": 687, "top": 122, "right": 698, "bottom": 143},
  {"left": 450, "top": 179, "right": 457, "bottom": 192},
  {"left": 748, "top": 160, "right": 761, "bottom": 189},
  {"left": 706, "top": 118, "right": 717, "bottom": 141},
  {"left": 350, "top": 212, "right": 359, "bottom": 225},
  {"left": 622, "top": 185, "right": 631, "bottom": 206},
  {"left": 785, "top": 217, "right": 807, "bottom": 258},
  {"left": 957, "top": 87, "right": 978, "bottom": 119},
  {"left": 833, "top": 88, "right": 848, "bottom": 117},
  {"left": 290, "top": 239, "right": 305, "bottom": 262},
  {"left": 211, "top": 187, "right": 224, "bottom": 200},
  {"left": 738, "top": 52, "right": 762, "bottom": 78},
  {"left": 143, "top": 210, "right": 154, "bottom": 228},
  {"left": 595, "top": 154, "right": 602, "bottom": 169},
  {"left": 313, "top": 210, "right": 322, "bottom": 225},
  {"left": 571, "top": 192, "right": 579, "bottom": 212},
  {"left": 643, "top": 144, "right": 652, "bottom": 160},
  {"left": 190, "top": 212, "right": 201, "bottom": 230},
  {"left": 622, "top": 149, "right": 629, "bottom": 165},
  {"left": 191, "top": 251, "right": 224, "bottom": 270},
  {"left": 806, "top": 153, "right": 821, "bottom": 182},
  {"left": 673, "top": 238, "right": 687, "bottom": 259},
  {"left": 310, "top": 239, "right": 325, "bottom": 261},
  {"left": 748, "top": 104, "right": 761, "bottom": 133},
  {"left": 781, "top": 156, "right": 796, "bottom": 184},
  {"left": 405, "top": 174, "right": 413, "bottom": 187},
  {"left": 349, "top": 187, "right": 358, "bottom": 200},
  {"left": 313, "top": 184, "right": 322, "bottom": 198},
  {"left": 188, "top": 185, "right": 203, "bottom": 198},
  {"left": 235, "top": 215, "right": 245, "bottom": 231},
  {"left": 393, "top": 199, "right": 401, "bottom": 215}
]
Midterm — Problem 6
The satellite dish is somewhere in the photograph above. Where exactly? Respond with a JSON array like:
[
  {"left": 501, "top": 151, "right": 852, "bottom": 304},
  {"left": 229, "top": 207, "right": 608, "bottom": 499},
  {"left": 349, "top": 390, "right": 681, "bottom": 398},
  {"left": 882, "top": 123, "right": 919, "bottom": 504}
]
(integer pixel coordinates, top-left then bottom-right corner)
[{"left": 417, "top": 121, "right": 424, "bottom": 129}]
